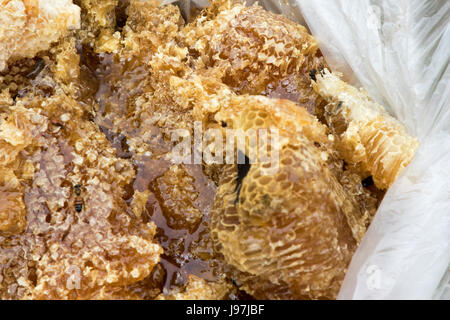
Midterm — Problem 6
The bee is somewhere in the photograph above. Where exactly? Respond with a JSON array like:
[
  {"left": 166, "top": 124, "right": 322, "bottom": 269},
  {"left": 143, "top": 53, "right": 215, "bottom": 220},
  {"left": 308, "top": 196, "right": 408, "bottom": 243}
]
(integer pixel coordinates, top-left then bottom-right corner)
[
  {"left": 309, "top": 68, "right": 317, "bottom": 81},
  {"left": 310, "top": 65, "right": 326, "bottom": 81},
  {"left": 74, "top": 184, "right": 83, "bottom": 213}
]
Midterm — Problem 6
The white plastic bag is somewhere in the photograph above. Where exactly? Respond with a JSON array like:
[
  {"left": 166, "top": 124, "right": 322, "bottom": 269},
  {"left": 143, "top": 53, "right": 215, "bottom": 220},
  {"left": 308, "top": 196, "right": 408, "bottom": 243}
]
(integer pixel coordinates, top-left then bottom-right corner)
[{"left": 175, "top": 0, "right": 450, "bottom": 299}]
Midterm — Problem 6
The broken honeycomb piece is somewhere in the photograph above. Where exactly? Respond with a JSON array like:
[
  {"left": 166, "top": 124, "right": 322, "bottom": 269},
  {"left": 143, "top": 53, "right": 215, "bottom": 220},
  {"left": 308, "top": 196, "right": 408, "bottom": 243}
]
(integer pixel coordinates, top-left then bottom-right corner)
[
  {"left": 312, "top": 69, "right": 419, "bottom": 189},
  {"left": 0, "top": 0, "right": 80, "bottom": 72},
  {"left": 93, "top": 2, "right": 187, "bottom": 143},
  {"left": 210, "top": 96, "right": 362, "bottom": 299},
  {"left": 75, "top": 0, "right": 118, "bottom": 52},
  {"left": 122, "top": 0, "right": 183, "bottom": 58},
  {"left": 211, "top": 160, "right": 356, "bottom": 299},
  {"left": 150, "top": 164, "right": 209, "bottom": 230},
  {"left": 181, "top": 2, "right": 326, "bottom": 113},
  {"left": 0, "top": 93, "right": 163, "bottom": 299}
]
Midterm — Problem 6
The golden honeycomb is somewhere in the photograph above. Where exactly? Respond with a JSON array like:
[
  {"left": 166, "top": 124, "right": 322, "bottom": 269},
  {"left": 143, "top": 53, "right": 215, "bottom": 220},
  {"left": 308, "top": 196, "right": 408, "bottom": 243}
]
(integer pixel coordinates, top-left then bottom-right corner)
[
  {"left": 210, "top": 96, "right": 362, "bottom": 299},
  {"left": 0, "top": 0, "right": 80, "bottom": 72},
  {"left": 312, "top": 69, "right": 419, "bottom": 189},
  {"left": 0, "top": 0, "right": 417, "bottom": 300},
  {"left": 180, "top": 1, "right": 328, "bottom": 114}
]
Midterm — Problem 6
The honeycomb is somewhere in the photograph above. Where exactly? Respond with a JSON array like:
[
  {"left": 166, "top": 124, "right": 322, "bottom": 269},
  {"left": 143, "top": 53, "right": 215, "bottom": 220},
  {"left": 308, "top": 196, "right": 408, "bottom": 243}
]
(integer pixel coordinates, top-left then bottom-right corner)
[
  {"left": 180, "top": 2, "right": 328, "bottom": 114},
  {"left": 0, "top": 92, "right": 162, "bottom": 299},
  {"left": 0, "top": 0, "right": 80, "bottom": 72},
  {"left": 87, "top": 1, "right": 231, "bottom": 297},
  {"left": 0, "top": 0, "right": 416, "bottom": 300},
  {"left": 210, "top": 96, "right": 362, "bottom": 299},
  {"left": 312, "top": 69, "right": 419, "bottom": 189}
]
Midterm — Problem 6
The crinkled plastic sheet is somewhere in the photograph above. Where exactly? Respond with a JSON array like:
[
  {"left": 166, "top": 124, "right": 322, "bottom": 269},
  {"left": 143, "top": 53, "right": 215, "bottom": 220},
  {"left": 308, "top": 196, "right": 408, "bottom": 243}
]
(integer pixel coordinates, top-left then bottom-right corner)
[{"left": 172, "top": 0, "right": 450, "bottom": 299}]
